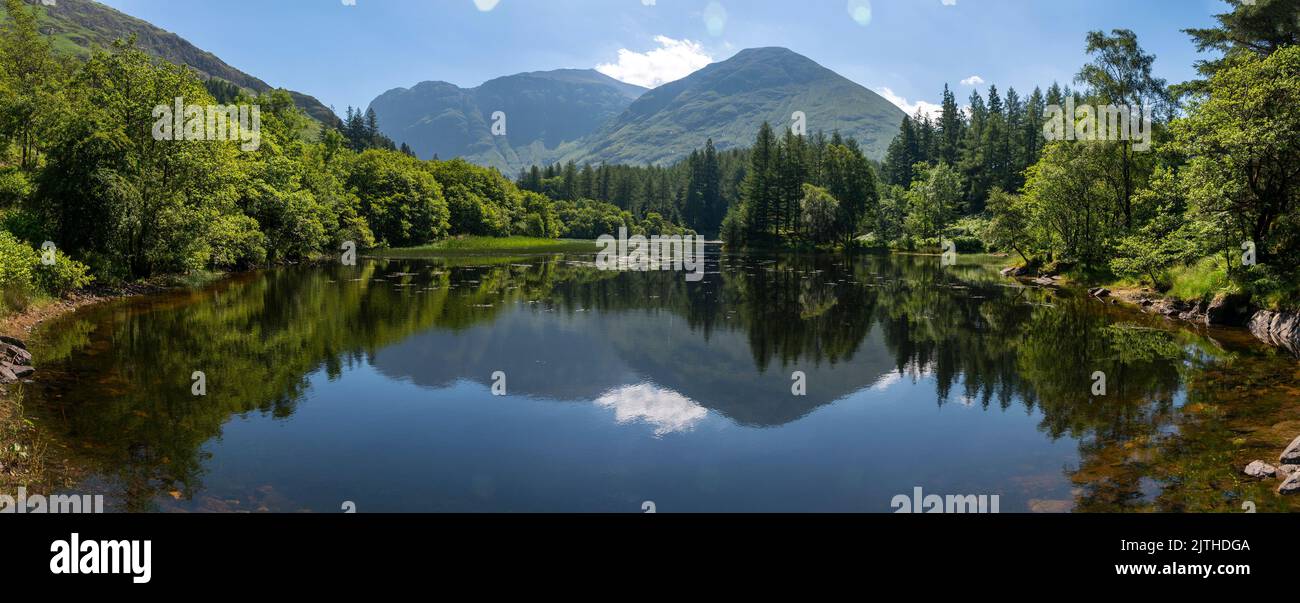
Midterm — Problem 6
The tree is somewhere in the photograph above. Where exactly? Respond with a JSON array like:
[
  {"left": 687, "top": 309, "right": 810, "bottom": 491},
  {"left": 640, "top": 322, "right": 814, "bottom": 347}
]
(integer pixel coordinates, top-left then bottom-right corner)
[
  {"left": 1021, "top": 142, "right": 1122, "bottom": 267},
  {"left": 1183, "top": 0, "right": 1300, "bottom": 90},
  {"left": 882, "top": 115, "right": 921, "bottom": 186},
  {"left": 0, "top": 0, "right": 61, "bottom": 171},
  {"left": 904, "top": 162, "right": 963, "bottom": 241},
  {"left": 346, "top": 150, "right": 449, "bottom": 247},
  {"left": 822, "top": 143, "right": 877, "bottom": 245},
  {"left": 1075, "top": 29, "right": 1171, "bottom": 229},
  {"left": 1174, "top": 45, "right": 1300, "bottom": 268},
  {"left": 985, "top": 188, "right": 1033, "bottom": 263},
  {"left": 741, "top": 122, "right": 778, "bottom": 243},
  {"left": 799, "top": 184, "right": 839, "bottom": 245}
]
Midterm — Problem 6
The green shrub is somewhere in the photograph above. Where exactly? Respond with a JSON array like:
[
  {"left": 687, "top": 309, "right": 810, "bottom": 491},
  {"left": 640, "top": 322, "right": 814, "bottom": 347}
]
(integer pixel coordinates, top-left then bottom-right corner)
[
  {"left": 207, "top": 214, "right": 269, "bottom": 269},
  {"left": 0, "top": 168, "right": 31, "bottom": 207},
  {"left": 34, "top": 249, "right": 94, "bottom": 296},
  {"left": 0, "top": 231, "right": 39, "bottom": 311},
  {"left": 951, "top": 236, "right": 986, "bottom": 254}
]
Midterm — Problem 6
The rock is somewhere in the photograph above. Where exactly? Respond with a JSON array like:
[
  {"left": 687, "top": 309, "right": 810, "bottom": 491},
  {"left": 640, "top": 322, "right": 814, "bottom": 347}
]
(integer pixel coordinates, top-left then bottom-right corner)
[
  {"left": 0, "top": 365, "right": 16, "bottom": 384},
  {"left": 1280, "top": 472, "right": 1300, "bottom": 496},
  {"left": 1206, "top": 292, "right": 1253, "bottom": 327},
  {"left": 1090, "top": 288, "right": 1111, "bottom": 298},
  {"left": 2, "top": 344, "right": 31, "bottom": 366},
  {"left": 0, "top": 335, "right": 26, "bottom": 350},
  {"left": 1281, "top": 435, "right": 1300, "bottom": 465},
  {"left": 1244, "top": 460, "right": 1277, "bottom": 478},
  {"left": 1280, "top": 465, "right": 1299, "bottom": 477},
  {"left": 10, "top": 365, "right": 34, "bottom": 379},
  {"left": 1249, "top": 310, "right": 1300, "bottom": 356}
]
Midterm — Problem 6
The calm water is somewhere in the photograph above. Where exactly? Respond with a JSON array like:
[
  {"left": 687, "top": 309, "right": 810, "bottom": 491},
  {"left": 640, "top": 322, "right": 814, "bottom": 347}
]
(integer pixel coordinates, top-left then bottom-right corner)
[{"left": 27, "top": 246, "right": 1300, "bottom": 512}]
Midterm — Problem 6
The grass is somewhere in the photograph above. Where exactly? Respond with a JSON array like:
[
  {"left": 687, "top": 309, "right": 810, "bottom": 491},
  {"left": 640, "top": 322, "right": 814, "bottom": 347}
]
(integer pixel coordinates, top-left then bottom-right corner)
[
  {"left": 1166, "top": 256, "right": 1234, "bottom": 302},
  {"left": 375, "top": 236, "right": 600, "bottom": 256}
]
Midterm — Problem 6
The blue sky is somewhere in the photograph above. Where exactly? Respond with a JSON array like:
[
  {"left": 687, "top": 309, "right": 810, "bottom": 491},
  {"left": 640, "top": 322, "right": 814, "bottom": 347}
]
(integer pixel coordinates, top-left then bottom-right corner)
[{"left": 97, "top": 0, "right": 1229, "bottom": 118}]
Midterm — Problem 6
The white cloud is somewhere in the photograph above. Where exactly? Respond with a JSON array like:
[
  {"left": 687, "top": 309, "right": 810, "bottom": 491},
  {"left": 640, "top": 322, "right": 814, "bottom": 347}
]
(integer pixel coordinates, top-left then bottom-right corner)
[
  {"left": 941, "top": 0, "right": 957, "bottom": 5},
  {"left": 960, "top": 75, "right": 985, "bottom": 86},
  {"left": 596, "top": 36, "right": 713, "bottom": 88},
  {"left": 874, "top": 87, "right": 942, "bottom": 121},
  {"left": 595, "top": 384, "right": 708, "bottom": 436},
  {"left": 473, "top": 0, "right": 499, "bottom": 11},
  {"left": 641, "top": 0, "right": 656, "bottom": 5}
]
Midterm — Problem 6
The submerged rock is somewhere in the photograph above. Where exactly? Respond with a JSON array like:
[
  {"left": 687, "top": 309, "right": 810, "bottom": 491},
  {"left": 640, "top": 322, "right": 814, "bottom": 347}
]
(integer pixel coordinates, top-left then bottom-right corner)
[{"left": 1244, "top": 460, "right": 1277, "bottom": 479}]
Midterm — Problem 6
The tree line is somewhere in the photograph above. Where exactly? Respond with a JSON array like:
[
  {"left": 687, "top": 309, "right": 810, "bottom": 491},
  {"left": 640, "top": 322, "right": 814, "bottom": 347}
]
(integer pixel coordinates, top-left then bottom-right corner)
[{"left": 0, "top": 0, "right": 687, "bottom": 312}]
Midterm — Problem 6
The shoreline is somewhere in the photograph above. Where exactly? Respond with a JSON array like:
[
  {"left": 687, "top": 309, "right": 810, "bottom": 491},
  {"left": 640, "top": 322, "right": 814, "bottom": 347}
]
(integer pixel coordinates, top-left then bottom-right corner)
[{"left": 0, "top": 278, "right": 224, "bottom": 494}]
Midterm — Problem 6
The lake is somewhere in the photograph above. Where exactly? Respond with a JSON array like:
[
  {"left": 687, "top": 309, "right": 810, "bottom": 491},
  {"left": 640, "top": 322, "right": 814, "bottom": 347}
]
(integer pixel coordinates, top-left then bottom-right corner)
[{"left": 27, "top": 246, "right": 1300, "bottom": 512}]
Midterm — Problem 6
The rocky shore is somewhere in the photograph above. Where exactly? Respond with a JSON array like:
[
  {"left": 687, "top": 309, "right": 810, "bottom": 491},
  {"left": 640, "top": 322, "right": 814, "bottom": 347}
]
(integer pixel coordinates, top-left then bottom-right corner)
[
  {"left": 0, "top": 335, "right": 34, "bottom": 384},
  {"left": 1000, "top": 265, "right": 1300, "bottom": 356},
  {"left": 1243, "top": 436, "right": 1300, "bottom": 495}
]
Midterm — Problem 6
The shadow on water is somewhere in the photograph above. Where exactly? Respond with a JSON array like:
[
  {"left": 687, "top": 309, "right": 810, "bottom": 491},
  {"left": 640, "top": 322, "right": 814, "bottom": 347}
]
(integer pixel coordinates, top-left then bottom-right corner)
[{"left": 23, "top": 245, "right": 1300, "bottom": 512}]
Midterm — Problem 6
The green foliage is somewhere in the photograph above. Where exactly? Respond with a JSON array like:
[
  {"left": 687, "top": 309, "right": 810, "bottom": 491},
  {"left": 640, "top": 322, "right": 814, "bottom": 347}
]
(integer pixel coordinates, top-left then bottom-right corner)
[
  {"left": 346, "top": 149, "right": 449, "bottom": 247},
  {"left": 904, "top": 162, "right": 963, "bottom": 241},
  {"left": 799, "top": 184, "right": 839, "bottom": 245},
  {"left": 34, "top": 248, "right": 93, "bottom": 295},
  {"left": 205, "top": 213, "right": 267, "bottom": 269},
  {"left": 1174, "top": 45, "right": 1300, "bottom": 272},
  {"left": 430, "top": 159, "right": 521, "bottom": 237}
]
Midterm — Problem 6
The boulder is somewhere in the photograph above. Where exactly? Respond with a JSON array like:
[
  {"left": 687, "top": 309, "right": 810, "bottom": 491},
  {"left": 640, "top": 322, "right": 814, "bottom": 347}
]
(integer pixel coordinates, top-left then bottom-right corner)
[
  {"left": 1280, "top": 472, "right": 1300, "bottom": 496},
  {"left": 1244, "top": 460, "right": 1277, "bottom": 479},
  {"left": 1280, "top": 465, "right": 1299, "bottom": 477},
  {"left": 3, "top": 344, "right": 31, "bottom": 366},
  {"left": 1281, "top": 435, "right": 1300, "bottom": 465},
  {"left": 0, "top": 365, "right": 16, "bottom": 384},
  {"left": 11, "top": 365, "right": 34, "bottom": 379},
  {"left": 0, "top": 335, "right": 26, "bottom": 350},
  {"left": 1249, "top": 310, "right": 1300, "bottom": 356},
  {"left": 1205, "top": 293, "right": 1253, "bottom": 327}
]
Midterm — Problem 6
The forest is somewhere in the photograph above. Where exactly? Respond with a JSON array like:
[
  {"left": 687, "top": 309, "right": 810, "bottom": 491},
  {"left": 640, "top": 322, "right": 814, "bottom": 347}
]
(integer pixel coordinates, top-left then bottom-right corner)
[
  {"left": 517, "top": 1, "right": 1299, "bottom": 309},
  {"left": 0, "top": 0, "right": 687, "bottom": 314},
  {"left": 1, "top": 0, "right": 1297, "bottom": 312}
]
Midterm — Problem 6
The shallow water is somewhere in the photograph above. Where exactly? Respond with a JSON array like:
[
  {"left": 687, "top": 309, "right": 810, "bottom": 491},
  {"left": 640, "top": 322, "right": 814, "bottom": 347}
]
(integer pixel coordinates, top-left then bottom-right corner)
[{"left": 27, "top": 247, "right": 1300, "bottom": 512}]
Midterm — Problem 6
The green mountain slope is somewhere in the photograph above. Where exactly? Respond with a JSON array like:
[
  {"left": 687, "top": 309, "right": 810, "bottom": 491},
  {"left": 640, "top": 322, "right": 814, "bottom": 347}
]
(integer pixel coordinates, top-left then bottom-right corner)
[
  {"left": 562, "top": 47, "right": 906, "bottom": 166},
  {"left": 368, "top": 69, "right": 646, "bottom": 171},
  {"left": 1, "top": 0, "right": 339, "bottom": 126}
]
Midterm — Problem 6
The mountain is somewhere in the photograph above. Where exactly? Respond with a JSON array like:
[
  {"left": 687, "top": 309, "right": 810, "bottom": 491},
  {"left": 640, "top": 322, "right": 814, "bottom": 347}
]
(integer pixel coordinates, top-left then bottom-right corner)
[
  {"left": 368, "top": 69, "right": 646, "bottom": 170},
  {"left": 369, "top": 47, "right": 905, "bottom": 172},
  {"left": 2, "top": 0, "right": 339, "bottom": 126},
  {"left": 562, "top": 47, "right": 906, "bottom": 166}
]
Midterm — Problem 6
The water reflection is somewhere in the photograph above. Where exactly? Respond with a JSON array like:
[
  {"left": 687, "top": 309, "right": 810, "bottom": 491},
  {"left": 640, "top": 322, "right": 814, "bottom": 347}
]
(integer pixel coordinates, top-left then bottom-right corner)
[{"left": 25, "top": 247, "right": 1300, "bottom": 512}]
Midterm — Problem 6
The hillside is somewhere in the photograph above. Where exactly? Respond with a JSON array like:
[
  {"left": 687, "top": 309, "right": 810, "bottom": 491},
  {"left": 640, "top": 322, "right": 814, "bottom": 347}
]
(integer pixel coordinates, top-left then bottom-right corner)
[
  {"left": 562, "top": 47, "right": 906, "bottom": 166},
  {"left": 1, "top": 0, "right": 339, "bottom": 126},
  {"left": 368, "top": 69, "right": 646, "bottom": 171}
]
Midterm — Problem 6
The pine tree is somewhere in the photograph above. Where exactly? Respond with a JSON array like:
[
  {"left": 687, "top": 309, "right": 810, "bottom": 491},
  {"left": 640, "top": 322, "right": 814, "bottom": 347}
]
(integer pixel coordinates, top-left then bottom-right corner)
[
  {"left": 937, "top": 84, "right": 965, "bottom": 167},
  {"left": 742, "top": 123, "right": 778, "bottom": 241}
]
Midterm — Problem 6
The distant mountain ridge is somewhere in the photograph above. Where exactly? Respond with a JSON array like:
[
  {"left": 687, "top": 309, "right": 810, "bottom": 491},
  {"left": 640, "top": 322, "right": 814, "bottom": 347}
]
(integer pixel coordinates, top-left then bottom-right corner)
[
  {"left": 563, "top": 47, "right": 905, "bottom": 167},
  {"left": 368, "top": 69, "right": 647, "bottom": 170},
  {"left": 370, "top": 47, "right": 906, "bottom": 172},
  {"left": 2, "top": 0, "right": 339, "bottom": 126}
]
